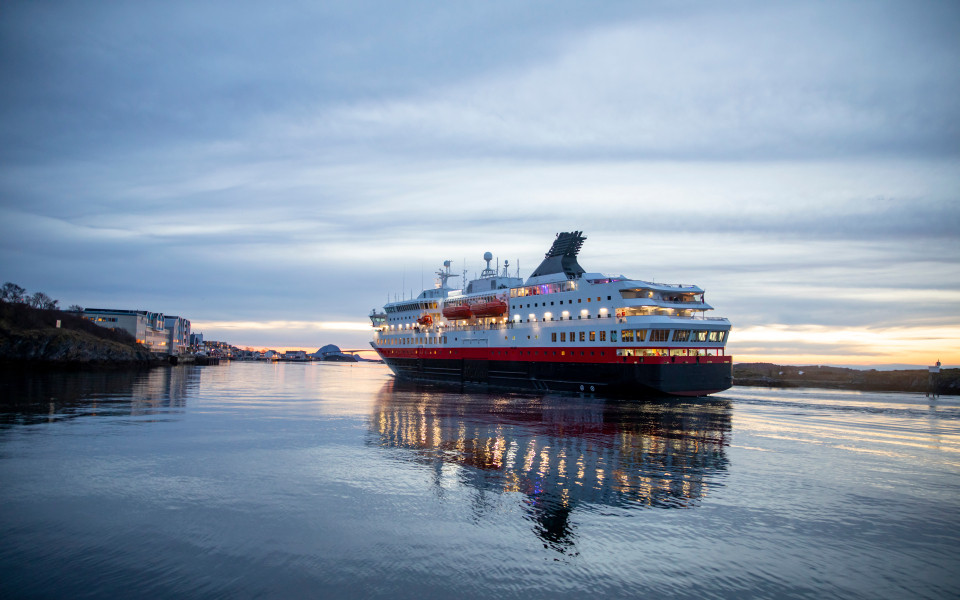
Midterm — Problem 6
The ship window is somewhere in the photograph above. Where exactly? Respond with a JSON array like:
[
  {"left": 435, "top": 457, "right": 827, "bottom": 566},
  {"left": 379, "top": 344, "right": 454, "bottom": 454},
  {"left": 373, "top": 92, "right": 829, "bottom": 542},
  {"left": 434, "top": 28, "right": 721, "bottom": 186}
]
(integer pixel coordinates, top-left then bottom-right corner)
[
  {"left": 552, "top": 332, "right": 557, "bottom": 342},
  {"left": 578, "top": 299, "right": 581, "bottom": 303},
  {"left": 610, "top": 331, "right": 617, "bottom": 342},
  {"left": 551, "top": 302, "right": 554, "bottom": 305},
  {"left": 579, "top": 332, "right": 585, "bottom": 342},
  {"left": 570, "top": 333, "right": 575, "bottom": 344},
  {"left": 607, "top": 296, "right": 611, "bottom": 300},
  {"left": 673, "top": 330, "right": 691, "bottom": 342},
  {"left": 650, "top": 329, "right": 670, "bottom": 342},
  {"left": 589, "top": 331, "right": 596, "bottom": 342},
  {"left": 599, "top": 331, "right": 606, "bottom": 342},
  {"left": 694, "top": 330, "right": 708, "bottom": 342},
  {"left": 621, "top": 329, "right": 634, "bottom": 342},
  {"left": 587, "top": 298, "right": 591, "bottom": 302},
  {"left": 560, "top": 332, "right": 566, "bottom": 342}
]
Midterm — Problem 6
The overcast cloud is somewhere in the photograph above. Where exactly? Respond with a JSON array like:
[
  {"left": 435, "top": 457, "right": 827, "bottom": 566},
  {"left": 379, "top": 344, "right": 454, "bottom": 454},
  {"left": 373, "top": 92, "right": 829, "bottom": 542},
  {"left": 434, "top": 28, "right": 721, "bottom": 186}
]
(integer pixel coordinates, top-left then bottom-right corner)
[{"left": 1, "top": 0, "right": 958, "bottom": 364}]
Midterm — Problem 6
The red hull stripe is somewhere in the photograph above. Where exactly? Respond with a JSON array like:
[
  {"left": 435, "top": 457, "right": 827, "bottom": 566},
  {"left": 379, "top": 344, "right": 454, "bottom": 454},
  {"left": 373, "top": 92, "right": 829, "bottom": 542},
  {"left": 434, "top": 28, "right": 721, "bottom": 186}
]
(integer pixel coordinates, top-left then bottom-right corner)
[{"left": 373, "top": 346, "right": 731, "bottom": 366}]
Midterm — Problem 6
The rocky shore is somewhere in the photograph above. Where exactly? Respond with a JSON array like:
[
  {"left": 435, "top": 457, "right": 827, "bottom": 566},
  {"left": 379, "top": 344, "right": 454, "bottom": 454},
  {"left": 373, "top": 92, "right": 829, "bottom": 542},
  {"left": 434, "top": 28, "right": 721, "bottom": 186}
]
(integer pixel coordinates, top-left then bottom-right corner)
[
  {"left": 734, "top": 362, "right": 958, "bottom": 395},
  {"left": 0, "top": 303, "right": 164, "bottom": 366}
]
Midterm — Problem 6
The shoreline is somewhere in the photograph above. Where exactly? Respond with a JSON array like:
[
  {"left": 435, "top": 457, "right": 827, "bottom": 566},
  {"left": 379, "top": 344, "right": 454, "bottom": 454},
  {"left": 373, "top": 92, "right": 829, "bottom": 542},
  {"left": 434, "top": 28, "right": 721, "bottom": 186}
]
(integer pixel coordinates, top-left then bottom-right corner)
[{"left": 734, "top": 362, "right": 957, "bottom": 396}]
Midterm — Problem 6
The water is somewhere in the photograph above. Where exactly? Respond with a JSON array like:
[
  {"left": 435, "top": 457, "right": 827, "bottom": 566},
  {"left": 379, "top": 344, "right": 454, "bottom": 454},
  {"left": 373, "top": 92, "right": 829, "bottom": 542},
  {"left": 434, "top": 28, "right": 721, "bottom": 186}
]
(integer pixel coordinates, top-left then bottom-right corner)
[{"left": 1, "top": 362, "right": 958, "bottom": 599}]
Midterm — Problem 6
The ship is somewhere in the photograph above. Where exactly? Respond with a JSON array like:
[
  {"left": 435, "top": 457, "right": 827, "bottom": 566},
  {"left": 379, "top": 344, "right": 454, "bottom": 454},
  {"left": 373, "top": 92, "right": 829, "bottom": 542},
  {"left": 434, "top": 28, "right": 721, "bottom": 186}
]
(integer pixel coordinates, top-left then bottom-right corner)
[{"left": 369, "top": 231, "right": 732, "bottom": 397}]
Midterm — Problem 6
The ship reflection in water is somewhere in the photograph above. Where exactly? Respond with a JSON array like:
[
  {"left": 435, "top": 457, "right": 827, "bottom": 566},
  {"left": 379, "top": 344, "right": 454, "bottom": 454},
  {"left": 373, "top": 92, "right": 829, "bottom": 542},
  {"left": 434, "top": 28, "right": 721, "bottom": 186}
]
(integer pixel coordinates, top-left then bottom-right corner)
[{"left": 370, "top": 380, "right": 731, "bottom": 551}]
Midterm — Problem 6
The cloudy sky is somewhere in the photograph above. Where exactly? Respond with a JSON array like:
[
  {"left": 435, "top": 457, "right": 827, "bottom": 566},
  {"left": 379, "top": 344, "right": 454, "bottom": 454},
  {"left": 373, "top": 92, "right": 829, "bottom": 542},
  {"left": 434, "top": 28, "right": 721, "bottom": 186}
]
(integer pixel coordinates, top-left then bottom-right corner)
[{"left": 2, "top": 1, "right": 958, "bottom": 365}]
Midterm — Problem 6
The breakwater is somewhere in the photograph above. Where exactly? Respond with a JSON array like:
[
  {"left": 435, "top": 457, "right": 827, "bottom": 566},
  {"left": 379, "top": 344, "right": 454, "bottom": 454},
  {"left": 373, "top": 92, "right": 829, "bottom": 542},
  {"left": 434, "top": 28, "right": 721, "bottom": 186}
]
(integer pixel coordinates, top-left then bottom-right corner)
[{"left": 735, "top": 362, "right": 958, "bottom": 395}]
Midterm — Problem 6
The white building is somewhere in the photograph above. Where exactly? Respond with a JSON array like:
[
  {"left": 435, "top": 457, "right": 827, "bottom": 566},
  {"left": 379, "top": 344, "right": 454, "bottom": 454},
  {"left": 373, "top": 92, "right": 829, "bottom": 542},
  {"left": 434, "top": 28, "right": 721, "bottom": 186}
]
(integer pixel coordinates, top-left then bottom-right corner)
[
  {"left": 83, "top": 308, "right": 186, "bottom": 355},
  {"left": 163, "top": 315, "right": 191, "bottom": 356}
]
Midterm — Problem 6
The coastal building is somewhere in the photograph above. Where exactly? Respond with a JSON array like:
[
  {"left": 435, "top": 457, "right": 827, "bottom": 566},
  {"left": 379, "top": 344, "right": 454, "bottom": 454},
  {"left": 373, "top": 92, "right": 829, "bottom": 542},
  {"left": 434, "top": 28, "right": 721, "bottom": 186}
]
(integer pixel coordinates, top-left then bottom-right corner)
[
  {"left": 82, "top": 308, "right": 170, "bottom": 354},
  {"left": 163, "top": 315, "right": 191, "bottom": 356},
  {"left": 281, "top": 350, "right": 308, "bottom": 361},
  {"left": 189, "top": 332, "right": 204, "bottom": 352}
]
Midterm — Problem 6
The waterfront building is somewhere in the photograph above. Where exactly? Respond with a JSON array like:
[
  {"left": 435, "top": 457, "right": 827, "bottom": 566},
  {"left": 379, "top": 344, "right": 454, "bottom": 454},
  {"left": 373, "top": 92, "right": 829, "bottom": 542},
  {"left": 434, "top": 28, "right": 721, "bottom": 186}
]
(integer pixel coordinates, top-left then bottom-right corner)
[
  {"left": 163, "top": 316, "right": 191, "bottom": 356},
  {"left": 82, "top": 308, "right": 170, "bottom": 354},
  {"left": 190, "top": 332, "right": 204, "bottom": 348},
  {"left": 281, "top": 350, "right": 308, "bottom": 361}
]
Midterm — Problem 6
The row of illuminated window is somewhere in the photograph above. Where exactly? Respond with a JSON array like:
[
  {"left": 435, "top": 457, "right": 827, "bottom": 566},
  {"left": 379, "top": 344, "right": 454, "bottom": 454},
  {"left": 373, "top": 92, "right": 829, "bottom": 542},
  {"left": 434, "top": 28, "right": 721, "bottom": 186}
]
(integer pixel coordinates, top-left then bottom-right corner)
[
  {"left": 550, "top": 329, "right": 726, "bottom": 343},
  {"left": 385, "top": 301, "right": 439, "bottom": 314},
  {"left": 510, "top": 281, "right": 578, "bottom": 298},
  {"left": 619, "top": 288, "right": 704, "bottom": 303},
  {"left": 512, "top": 294, "right": 612, "bottom": 311},
  {"left": 378, "top": 336, "right": 450, "bottom": 346},
  {"left": 377, "top": 329, "right": 727, "bottom": 345}
]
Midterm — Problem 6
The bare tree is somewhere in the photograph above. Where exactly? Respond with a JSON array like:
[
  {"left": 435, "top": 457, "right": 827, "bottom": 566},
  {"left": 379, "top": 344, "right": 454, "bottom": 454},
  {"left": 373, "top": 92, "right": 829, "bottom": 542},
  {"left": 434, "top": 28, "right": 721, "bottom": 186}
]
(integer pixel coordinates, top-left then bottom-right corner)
[
  {"left": 1, "top": 282, "right": 26, "bottom": 303},
  {"left": 68, "top": 304, "right": 84, "bottom": 313},
  {"left": 27, "top": 291, "right": 58, "bottom": 310}
]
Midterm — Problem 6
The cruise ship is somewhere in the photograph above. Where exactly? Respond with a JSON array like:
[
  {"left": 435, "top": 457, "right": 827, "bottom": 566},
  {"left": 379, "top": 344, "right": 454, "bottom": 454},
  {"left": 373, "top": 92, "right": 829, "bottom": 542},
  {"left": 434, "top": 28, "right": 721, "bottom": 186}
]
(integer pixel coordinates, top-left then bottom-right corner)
[{"left": 369, "top": 231, "right": 732, "bottom": 397}]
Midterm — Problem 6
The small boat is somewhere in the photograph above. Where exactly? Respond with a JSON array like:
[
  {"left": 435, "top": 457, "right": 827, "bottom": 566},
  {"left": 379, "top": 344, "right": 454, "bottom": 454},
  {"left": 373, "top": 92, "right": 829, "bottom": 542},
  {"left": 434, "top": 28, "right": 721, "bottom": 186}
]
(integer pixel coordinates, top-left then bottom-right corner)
[
  {"left": 469, "top": 299, "right": 507, "bottom": 317},
  {"left": 442, "top": 304, "right": 473, "bottom": 320},
  {"left": 417, "top": 314, "right": 433, "bottom": 326}
]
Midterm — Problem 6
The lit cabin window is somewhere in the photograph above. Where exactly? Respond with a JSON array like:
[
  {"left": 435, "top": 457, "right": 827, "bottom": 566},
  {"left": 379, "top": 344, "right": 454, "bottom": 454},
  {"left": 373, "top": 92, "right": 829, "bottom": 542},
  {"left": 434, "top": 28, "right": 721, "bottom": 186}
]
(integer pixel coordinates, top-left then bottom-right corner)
[{"left": 650, "top": 329, "right": 670, "bottom": 342}]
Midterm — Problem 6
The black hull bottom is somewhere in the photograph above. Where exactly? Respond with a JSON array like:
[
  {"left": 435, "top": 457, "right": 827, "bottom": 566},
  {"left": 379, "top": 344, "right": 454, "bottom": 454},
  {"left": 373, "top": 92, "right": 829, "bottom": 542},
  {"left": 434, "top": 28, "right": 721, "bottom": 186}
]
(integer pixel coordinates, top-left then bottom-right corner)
[{"left": 380, "top": 356, "right": 733, "bottom": 397}]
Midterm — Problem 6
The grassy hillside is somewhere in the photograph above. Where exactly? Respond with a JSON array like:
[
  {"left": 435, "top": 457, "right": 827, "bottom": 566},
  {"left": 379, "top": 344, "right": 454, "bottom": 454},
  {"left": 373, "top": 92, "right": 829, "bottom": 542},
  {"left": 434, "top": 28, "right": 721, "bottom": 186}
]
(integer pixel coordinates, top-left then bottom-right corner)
[{"left": 0, "top": 302, "right": 159, "bottom": 364}]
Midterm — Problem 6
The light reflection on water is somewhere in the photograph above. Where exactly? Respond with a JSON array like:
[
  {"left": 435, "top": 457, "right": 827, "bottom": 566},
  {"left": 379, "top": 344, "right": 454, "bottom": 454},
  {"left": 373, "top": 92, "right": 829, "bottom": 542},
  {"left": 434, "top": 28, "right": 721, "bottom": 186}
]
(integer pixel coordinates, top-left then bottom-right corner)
[
  {"left": 370, "top": 380, "right": 732, "bottom": 552},
  {"left": 0, "top": 362, "right": 957, "bottom": 599}
]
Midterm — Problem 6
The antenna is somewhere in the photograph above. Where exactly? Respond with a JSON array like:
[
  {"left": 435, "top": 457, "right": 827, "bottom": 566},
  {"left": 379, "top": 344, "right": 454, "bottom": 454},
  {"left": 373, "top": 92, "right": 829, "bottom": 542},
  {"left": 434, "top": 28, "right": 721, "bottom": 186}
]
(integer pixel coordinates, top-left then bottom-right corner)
[{"left": 481, "top": 252, "right": 495, "bottom": 278}]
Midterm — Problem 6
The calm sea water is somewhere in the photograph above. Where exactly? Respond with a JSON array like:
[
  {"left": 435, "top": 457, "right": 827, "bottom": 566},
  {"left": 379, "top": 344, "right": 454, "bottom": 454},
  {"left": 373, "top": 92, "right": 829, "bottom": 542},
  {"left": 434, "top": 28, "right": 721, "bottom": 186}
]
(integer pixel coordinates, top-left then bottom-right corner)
[{"left": 1, "top": 362, "right": 958, "bottom": 599}]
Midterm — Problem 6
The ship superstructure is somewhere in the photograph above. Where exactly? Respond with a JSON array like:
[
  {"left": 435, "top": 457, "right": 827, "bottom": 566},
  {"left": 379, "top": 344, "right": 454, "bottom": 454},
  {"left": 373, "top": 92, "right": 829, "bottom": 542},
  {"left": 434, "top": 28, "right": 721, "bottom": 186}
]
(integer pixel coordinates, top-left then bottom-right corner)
[{"left": 369, "top": 232, "right": 732, "bottom": 396}]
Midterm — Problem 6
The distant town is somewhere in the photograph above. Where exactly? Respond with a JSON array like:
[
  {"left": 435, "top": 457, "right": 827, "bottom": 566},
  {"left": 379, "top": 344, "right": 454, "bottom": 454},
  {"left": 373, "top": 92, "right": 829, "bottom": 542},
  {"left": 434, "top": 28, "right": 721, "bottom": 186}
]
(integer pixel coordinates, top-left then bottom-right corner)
[{"left": 0, "top": 282, "right": 369, "bottom": 363}]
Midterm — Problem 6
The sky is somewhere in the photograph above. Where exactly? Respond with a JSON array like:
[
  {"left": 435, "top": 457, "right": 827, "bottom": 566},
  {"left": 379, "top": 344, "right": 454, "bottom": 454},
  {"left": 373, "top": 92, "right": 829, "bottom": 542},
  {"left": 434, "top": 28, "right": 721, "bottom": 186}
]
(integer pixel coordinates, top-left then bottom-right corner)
[{"left": 1, "top": 0, "right": 958, "bottom": 366}]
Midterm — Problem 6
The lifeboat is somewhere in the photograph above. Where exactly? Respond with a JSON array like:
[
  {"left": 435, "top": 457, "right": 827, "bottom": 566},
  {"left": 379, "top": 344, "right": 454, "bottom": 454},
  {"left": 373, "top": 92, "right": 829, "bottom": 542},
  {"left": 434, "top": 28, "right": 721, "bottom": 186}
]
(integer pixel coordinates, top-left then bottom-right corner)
[
  {"left": 442, "top": 304, "right": 473, "bottom": 320},
  {"left": 469, "top": 299, "right": 507, "bottom": 317},
  {"left": 417, "top": 314, "right": 433, "bottom": 327}
]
